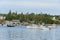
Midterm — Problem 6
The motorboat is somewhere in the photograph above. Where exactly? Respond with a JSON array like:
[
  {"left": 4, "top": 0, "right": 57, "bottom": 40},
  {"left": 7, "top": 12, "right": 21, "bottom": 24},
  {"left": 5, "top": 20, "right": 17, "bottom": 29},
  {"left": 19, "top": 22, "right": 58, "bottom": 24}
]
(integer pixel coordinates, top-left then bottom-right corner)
[
  {"left": 39, "top": 24, "right": 50, "bottom": 31},
  {"left": 40, "top": 26, "right": 49, "bottom": 31}
]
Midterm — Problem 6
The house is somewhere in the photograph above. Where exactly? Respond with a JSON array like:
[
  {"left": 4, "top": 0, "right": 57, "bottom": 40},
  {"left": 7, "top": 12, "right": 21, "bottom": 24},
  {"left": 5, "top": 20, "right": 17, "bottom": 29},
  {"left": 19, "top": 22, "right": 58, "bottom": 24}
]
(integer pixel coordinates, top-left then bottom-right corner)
[
  {"left": 0, "top": 16, "right": 6, "bottom": 20},
  {"left": 5, "top": 20, "right": 20, "bottom": 26},
  {"left": 52, "top": 17, "right": 56, "bottom": 20},
  {"left": 12, "top": 20, "right": 20, "bottom": 25},
  {"left": 0, "top": 16, "right": 6, "bottom": 24}
]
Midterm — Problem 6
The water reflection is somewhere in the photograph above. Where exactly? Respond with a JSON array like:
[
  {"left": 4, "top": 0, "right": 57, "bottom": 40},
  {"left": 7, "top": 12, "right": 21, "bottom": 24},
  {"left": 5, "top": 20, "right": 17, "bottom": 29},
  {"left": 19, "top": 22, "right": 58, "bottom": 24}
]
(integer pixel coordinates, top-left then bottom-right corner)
[{"left": 0, "top": 26, "right": 60, "bottom": 40}]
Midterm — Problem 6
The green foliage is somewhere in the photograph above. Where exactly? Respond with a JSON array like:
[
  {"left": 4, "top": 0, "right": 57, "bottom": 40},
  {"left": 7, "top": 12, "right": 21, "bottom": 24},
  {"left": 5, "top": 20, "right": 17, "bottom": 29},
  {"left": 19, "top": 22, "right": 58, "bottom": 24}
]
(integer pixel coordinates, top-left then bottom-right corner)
[{"left": 4, "top": 11, "right": 60, "bottom": 24}]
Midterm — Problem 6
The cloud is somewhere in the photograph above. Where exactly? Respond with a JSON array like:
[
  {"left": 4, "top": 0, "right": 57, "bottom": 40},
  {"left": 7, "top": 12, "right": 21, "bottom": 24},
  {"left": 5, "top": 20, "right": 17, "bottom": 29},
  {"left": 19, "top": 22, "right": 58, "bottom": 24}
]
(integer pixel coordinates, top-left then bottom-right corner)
[
  {"left": 0, "top": 0, "right": 60, "bottom": 15},
  {"left": 0, "top": 1, "right": 59, "bottom": 8}
]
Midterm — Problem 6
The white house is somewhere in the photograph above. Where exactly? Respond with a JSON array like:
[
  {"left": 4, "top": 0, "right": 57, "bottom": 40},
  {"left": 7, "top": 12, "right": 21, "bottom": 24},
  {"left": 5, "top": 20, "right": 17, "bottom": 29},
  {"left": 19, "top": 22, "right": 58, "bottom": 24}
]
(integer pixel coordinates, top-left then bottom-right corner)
[
  {"left": 0, "top": 16, "right": 6, "bottom": 20},
  {"left": 5, "top": 20, "right": 20, "bottom": 26},
  {"left": 52, "top": 17, "right": 56, "bottom": 20}
]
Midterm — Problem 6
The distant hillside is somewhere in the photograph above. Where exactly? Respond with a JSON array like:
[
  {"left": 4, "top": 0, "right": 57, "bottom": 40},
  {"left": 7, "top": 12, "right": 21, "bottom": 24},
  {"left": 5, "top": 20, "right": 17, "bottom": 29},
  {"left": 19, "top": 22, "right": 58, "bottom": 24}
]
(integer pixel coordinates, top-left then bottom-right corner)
[{"left": 0, "top": 11, "right": 60, "bottom": 24}]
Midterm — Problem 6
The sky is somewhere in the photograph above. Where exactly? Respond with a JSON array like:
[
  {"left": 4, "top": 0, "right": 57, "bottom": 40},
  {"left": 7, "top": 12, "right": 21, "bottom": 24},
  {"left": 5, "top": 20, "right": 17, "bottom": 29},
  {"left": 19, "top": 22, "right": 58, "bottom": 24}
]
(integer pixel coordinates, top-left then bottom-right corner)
[{"left": 0, "top": 0, "right": 60, "bottom": 15}]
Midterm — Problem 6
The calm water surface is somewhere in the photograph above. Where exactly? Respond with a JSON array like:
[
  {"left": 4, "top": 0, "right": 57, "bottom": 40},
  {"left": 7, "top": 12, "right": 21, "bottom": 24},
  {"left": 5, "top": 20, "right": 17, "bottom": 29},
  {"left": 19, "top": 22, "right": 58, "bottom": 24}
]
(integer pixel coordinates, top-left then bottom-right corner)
[{"left": 0, "top": 25, "right": 60, "bottom": 40}]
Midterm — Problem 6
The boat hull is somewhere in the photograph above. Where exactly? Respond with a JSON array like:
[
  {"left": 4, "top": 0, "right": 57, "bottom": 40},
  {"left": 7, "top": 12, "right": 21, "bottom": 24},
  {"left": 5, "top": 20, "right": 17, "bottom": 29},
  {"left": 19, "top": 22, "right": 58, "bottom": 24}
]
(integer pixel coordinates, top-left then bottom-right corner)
[{"left": 7, "top": 25, "right": 15, "bottom": 27}]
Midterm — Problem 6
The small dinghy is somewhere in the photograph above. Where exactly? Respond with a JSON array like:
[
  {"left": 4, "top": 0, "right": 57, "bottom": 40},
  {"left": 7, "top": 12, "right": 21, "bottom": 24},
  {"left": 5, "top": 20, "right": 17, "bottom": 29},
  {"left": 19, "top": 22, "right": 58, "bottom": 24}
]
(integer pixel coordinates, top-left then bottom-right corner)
[
  {"left": 7, "top": 24, "right": 16, "bottom": 27},
  {"left": 7, "top": 25, "right": 15, "bottom": 27}
]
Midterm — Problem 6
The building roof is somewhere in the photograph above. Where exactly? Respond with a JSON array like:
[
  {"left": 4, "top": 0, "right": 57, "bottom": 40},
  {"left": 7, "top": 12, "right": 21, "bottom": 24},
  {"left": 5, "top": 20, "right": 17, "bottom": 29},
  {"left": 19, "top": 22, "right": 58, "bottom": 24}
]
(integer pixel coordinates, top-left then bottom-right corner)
[{"left": 12, "top": 20, "right": 20, "bottom": 22}]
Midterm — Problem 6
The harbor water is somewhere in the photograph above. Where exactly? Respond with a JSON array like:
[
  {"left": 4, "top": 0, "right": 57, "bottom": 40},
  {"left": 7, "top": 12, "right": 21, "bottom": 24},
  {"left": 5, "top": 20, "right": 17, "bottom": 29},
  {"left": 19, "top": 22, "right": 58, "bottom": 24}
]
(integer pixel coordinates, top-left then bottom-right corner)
[{"left": 0, "top": 25, "right": 60, "bottom": 40}]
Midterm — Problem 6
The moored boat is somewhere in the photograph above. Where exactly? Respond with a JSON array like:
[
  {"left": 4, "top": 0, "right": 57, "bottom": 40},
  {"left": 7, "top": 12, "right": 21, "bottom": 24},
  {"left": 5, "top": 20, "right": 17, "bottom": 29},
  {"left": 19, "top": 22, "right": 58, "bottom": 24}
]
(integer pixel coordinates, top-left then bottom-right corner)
[
  {"left": 7, "top": 25, "right": 15, "bottom": 27},
  {"left": 40, "top": 26, "right": 49, "bottom": 31}
]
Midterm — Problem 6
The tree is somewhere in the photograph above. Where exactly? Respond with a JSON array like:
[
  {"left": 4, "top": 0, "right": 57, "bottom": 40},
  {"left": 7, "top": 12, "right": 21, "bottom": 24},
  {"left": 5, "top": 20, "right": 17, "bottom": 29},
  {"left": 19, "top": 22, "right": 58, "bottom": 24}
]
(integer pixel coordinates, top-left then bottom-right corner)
[{"left": 5, "top": 10, "right": 12, "bottom": 20}]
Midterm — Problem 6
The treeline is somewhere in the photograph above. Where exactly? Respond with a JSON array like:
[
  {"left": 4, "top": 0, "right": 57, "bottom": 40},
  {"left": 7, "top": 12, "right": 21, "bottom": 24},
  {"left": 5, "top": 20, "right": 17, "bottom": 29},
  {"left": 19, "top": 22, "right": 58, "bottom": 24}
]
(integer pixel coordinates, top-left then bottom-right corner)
[{"left": 3, "top": 10, "right": 59, "bottom": 24}]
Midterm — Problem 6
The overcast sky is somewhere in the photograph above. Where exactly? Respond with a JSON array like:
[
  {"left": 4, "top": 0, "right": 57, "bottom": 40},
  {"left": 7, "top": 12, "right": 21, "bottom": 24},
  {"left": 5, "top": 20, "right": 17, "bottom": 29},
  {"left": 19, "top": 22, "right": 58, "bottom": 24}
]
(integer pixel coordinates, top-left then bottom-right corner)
[{"left": 0, "top": 0, "right": 60, "bottom": 15}]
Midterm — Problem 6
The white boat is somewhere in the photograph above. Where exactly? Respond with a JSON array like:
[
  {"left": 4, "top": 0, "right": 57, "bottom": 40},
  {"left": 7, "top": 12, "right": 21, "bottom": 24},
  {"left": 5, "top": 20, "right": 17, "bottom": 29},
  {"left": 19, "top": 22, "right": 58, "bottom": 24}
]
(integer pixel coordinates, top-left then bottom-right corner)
[
  {"left": 27, "top": 24, "right": 49, "bottom": 31},
  {"left": 40, "top": 25, "right": 49, "bottom": 31},
  {"left": 48, "top": 24, "right": 56, "bottom": 29},
  {"left": 40, "top": 27, "right": 49, "bottom": 31},
  {"left": 27, "top": 26, "right": 39, "bottom": 28},
  {"left": 27, "top": 24, "right": 40, "bottom": 28}
]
